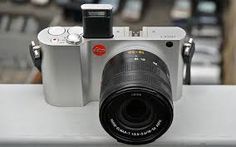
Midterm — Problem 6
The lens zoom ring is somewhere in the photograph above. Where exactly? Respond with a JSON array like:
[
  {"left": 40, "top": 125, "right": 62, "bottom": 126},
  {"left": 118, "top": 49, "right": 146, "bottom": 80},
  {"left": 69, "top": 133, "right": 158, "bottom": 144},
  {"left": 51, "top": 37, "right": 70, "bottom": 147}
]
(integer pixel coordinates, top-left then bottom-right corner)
[
  {"left": 103, "top": 61, "right": 170, "bottom": 85},
  {"left": 102, "top": 62, "right": 170, "bottom": 89},
  {"left": 101, "top": 72, "right": 172, "bottom": 101}
]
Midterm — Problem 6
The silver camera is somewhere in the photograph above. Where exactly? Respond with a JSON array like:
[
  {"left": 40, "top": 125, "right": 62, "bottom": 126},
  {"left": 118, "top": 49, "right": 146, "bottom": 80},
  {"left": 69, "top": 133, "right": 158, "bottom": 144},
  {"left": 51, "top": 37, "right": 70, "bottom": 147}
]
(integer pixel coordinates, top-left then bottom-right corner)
[{"left": 30, "top": 4, "right": 195, "bottom": 145}]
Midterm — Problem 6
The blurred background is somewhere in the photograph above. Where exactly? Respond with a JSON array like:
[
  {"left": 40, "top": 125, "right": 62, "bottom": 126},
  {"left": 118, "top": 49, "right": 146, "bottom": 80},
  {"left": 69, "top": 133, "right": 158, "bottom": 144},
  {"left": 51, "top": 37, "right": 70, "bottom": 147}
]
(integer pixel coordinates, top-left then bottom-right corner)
[{"left": 0, "top": 0, "right": 235, "bottom": 85}]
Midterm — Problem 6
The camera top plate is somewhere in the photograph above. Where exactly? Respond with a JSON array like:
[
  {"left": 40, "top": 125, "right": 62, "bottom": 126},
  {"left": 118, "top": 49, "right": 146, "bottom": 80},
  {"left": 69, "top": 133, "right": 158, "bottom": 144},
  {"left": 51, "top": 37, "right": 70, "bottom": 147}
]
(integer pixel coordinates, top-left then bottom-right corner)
[{"left": 38, "top": 27, "right": 186, "bottom": 46}]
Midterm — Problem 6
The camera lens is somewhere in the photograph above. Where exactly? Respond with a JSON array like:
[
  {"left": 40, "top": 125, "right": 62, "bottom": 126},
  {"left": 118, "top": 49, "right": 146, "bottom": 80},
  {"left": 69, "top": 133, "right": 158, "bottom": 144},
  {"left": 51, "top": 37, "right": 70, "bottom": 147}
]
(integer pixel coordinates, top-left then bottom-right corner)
[
  {"left": 99, "top": 50, "right": 173, "bottom": 144},
  {"left": 122, "top": 98, "right": 149, "bottom": 123},
  {"left": 119, "top": 97, "right": 154, "bottom": 128}
]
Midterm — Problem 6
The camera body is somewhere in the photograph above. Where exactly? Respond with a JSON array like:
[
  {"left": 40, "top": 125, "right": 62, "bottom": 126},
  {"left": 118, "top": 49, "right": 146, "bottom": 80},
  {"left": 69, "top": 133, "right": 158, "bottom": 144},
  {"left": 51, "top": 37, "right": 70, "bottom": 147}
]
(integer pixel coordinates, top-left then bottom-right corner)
[
  {"left": 38, "top": 26, "right": 186, "bottom": 107},
  {"left": 31, "top": 4, "right": 194, "bottom": 145}
]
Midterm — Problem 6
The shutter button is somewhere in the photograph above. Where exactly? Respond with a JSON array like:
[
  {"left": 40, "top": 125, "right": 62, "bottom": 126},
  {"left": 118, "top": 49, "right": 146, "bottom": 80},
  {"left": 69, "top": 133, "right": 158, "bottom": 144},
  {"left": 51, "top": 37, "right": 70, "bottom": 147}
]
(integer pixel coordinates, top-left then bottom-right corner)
[{"left": 66, "top": 34, "right": 82, "bottom": 45}]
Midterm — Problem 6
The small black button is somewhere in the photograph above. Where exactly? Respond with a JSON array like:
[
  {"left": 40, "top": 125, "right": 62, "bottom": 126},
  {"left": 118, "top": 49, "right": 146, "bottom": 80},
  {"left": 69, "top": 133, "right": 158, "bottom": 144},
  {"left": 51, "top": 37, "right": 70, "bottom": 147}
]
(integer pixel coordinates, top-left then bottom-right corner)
[{"left": 166, "top": 41, "right": 173, "bottom": 48}]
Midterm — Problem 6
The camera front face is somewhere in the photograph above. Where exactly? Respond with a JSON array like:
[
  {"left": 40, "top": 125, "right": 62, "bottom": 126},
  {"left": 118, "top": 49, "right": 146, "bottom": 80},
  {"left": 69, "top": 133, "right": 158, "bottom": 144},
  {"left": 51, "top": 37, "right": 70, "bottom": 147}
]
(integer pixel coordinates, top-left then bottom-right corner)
[
  {"left": 99, "top": 50, "right": 173, "bottom": 144},
  {"left": 37, "top": 26, "right": 186, "bottom": 144},
  {"left": 37, "top": 25, "right": 186, "bottom": 144},
  {"left": 36, "top": 4, "right": 187, "bottom": 145}
]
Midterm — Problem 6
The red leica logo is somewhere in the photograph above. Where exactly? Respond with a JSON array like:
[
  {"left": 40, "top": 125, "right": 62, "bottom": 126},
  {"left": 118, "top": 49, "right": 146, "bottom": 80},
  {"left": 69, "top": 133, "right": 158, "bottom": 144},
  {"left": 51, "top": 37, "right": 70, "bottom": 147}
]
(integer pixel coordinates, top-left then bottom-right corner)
[{"left": 92, "top": 44, "right": 106, "bottom": 56}]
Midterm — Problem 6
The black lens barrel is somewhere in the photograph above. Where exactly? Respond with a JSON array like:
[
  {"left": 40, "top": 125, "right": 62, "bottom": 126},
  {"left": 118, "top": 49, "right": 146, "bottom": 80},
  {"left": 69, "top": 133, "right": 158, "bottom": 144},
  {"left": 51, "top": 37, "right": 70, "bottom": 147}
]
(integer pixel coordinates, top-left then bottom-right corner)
[{"left": 99, "top": 50, "right": 173, "bottom": 144}]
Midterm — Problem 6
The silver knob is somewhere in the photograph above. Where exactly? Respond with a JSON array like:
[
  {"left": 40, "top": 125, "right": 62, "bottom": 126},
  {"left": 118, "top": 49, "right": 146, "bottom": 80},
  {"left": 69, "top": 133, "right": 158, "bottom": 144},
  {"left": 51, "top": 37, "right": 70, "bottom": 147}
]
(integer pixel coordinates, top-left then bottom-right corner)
[
  {"left": 66, "top": 34, "right": 82, "bottom": 45},
  {"left": 48, "top": 26, "right": 65, "bottom": 36}
]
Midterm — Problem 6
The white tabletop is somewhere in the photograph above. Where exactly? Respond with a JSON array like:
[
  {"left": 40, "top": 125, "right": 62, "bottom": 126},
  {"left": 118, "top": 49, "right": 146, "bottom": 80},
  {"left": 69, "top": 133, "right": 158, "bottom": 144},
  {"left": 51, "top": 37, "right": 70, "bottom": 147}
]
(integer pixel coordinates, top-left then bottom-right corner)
[{"left": 0, "top": 85, "right": 235, "bottom": 147}]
